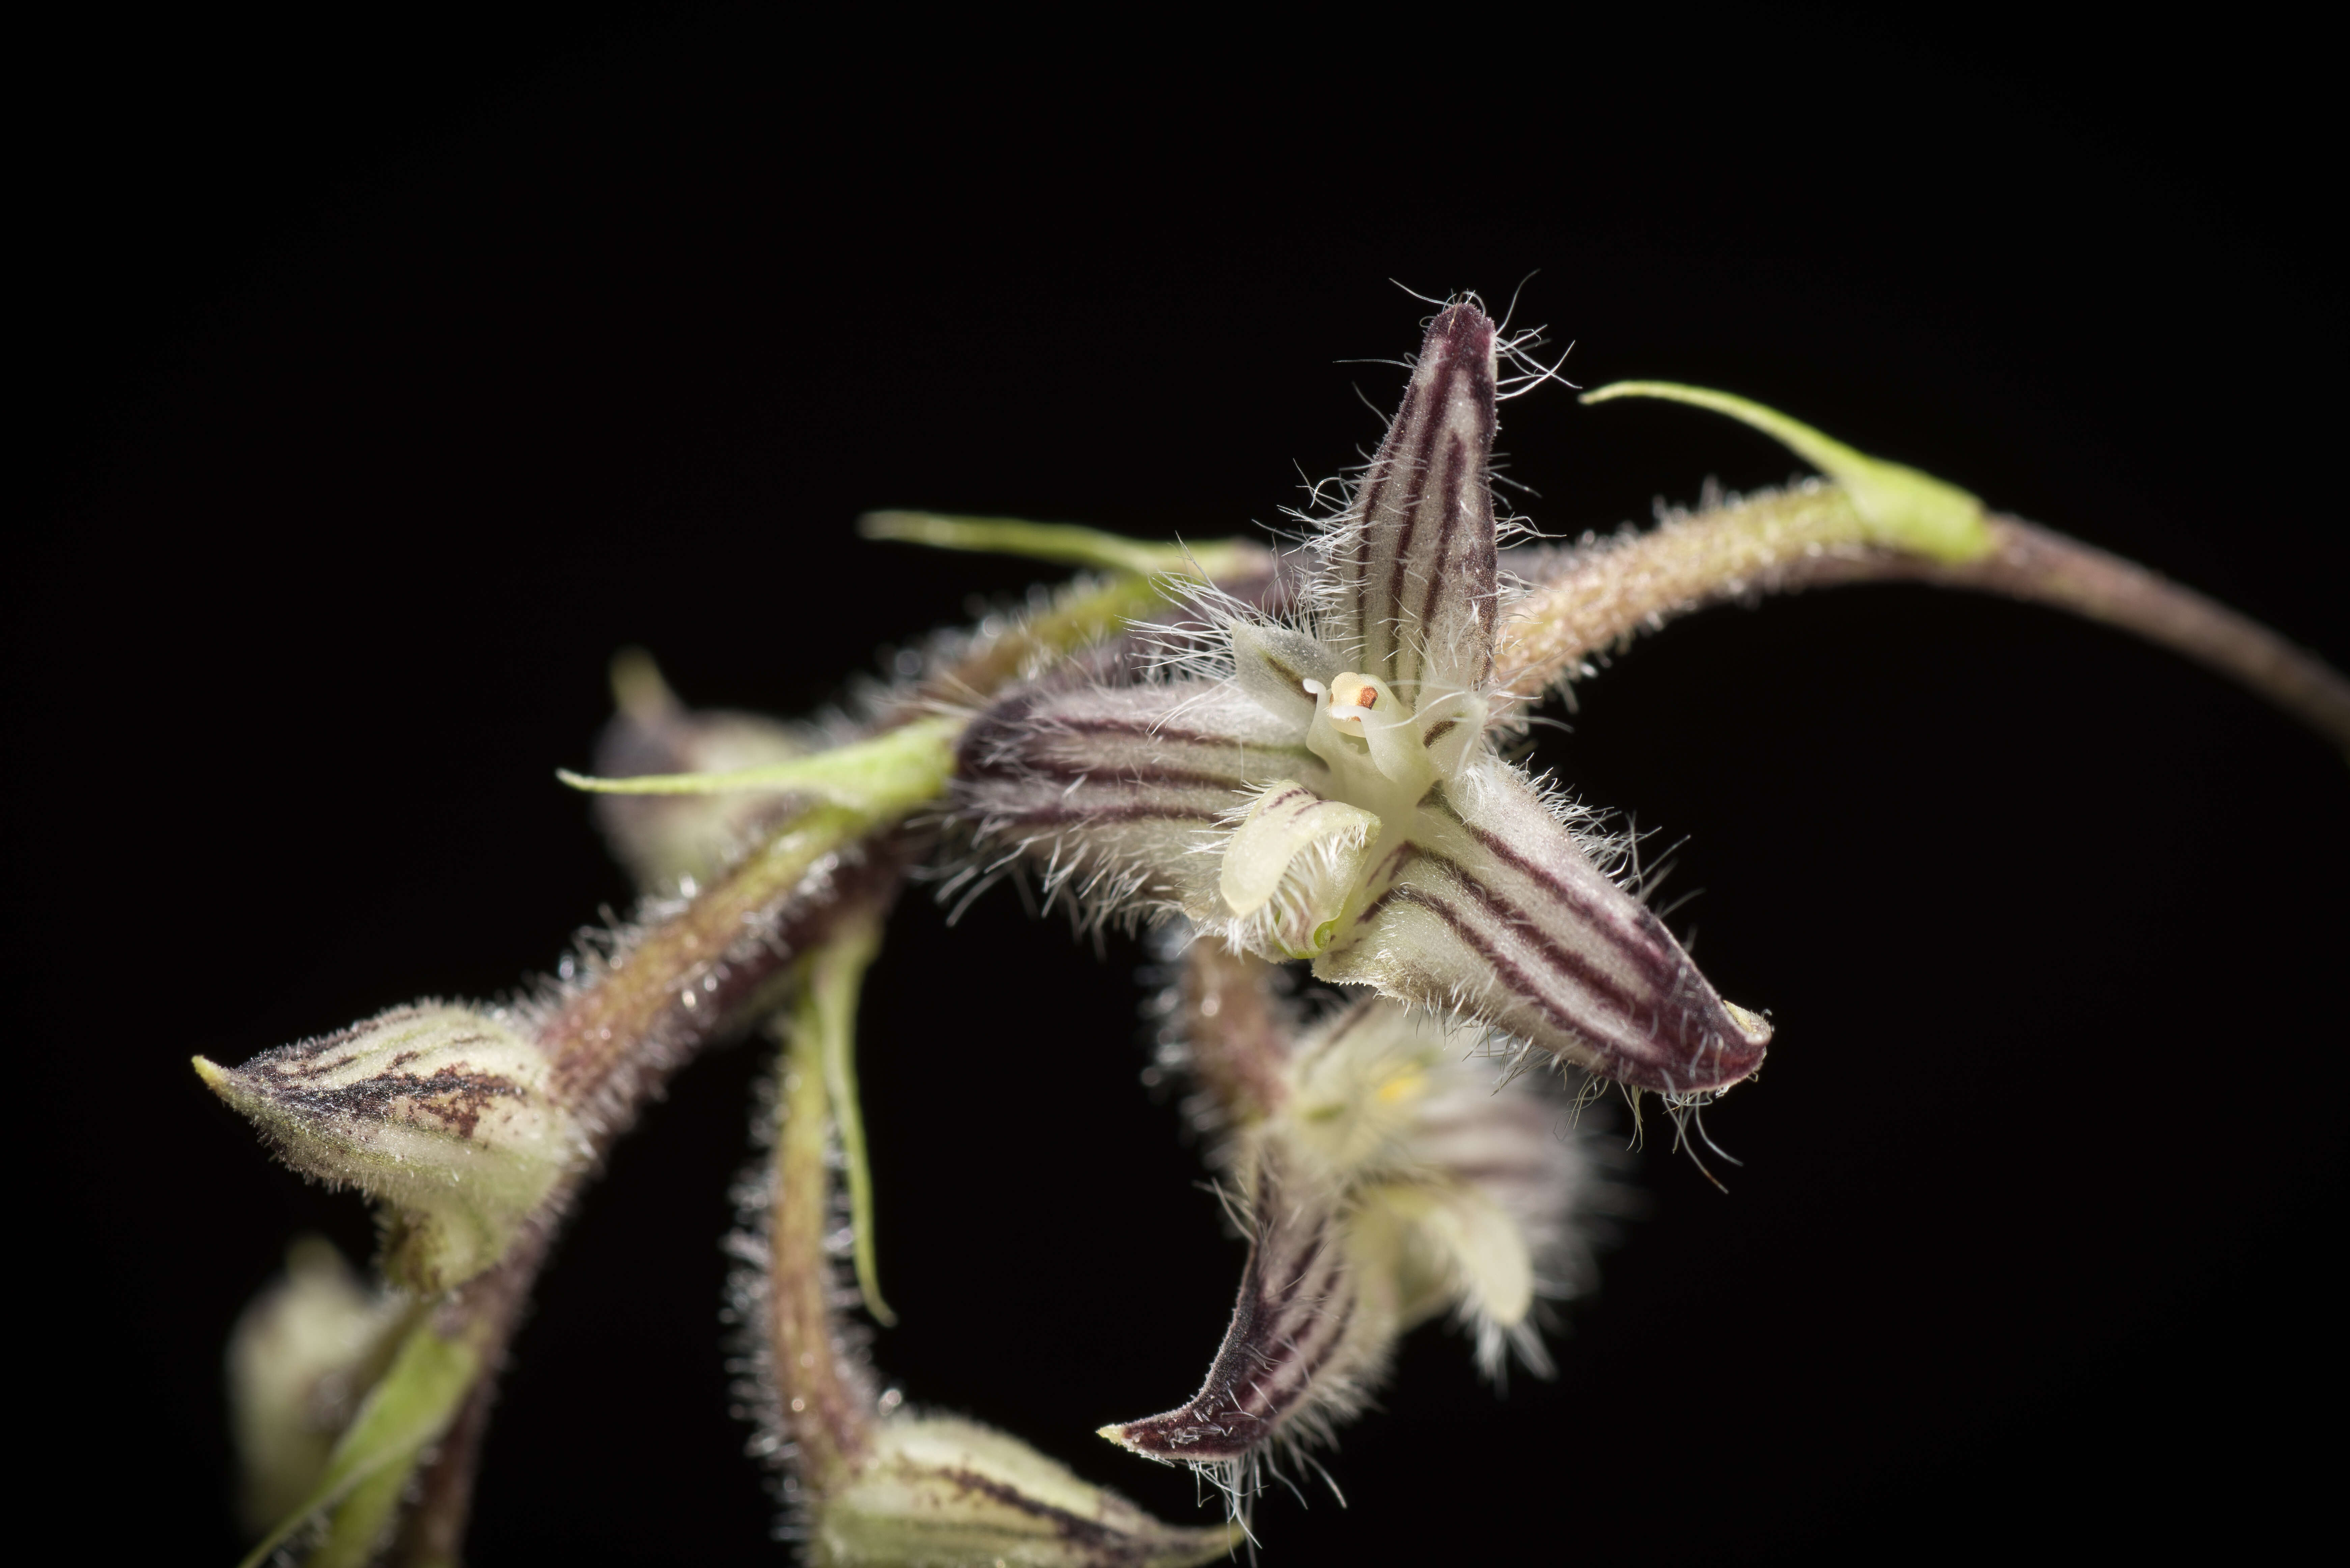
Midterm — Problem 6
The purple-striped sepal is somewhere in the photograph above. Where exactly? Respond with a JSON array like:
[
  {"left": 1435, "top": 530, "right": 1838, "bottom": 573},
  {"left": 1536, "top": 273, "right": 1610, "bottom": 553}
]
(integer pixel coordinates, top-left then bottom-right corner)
[
  {"left": 951, "top": 676, "right": 1321, "bottom": 921},
  {"left": 1312, "top": 301, "right": 1504, "bottom": 706},
  {"left": 1322, "top": 757, "right": 1772, "bottom": 1094}
]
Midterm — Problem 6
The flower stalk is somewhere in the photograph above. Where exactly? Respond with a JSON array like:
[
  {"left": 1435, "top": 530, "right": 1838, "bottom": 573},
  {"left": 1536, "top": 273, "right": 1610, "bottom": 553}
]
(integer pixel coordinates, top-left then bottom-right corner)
[
  {"left": 764, "top": 913, "right": 887, "bottom": 1492},
  {"left": 1504, "top": 385, "right": 2350, "bottom": 754},
  {"left": 747, "top": 913, "right": 1242, "bottom": 1566}
]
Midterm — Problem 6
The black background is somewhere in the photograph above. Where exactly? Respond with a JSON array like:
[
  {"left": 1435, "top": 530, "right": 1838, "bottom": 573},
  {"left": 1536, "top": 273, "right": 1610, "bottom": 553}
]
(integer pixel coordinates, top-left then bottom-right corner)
[{"left": 14, "top": 7, "right": 2343, "bottom": 1564}]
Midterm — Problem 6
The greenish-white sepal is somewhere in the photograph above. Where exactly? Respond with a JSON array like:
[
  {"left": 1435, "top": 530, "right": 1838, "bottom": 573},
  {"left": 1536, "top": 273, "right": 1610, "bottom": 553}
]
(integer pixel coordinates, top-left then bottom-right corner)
[
  {"left": 1280, "top": 1005, "right": 1535, "bottom": 1333},
  {"left": 1283, "top": 1007, "right": 1448, "bottom": 1179},
  {"left": 228, "top": 1238, "right": 413, "bottom": 1535},
  {"left": 235, "top": 1316, "right": 480, "bottom": 1568},
  {"left": 1582, "top": 380, "right": 1993, "bottom": 563},
  {"left": 820, "top": 1413, "right": 1242, "bottom": 1568},
  {"left": 558, "top": 715, "right": 962, "bottom": 818},
  {"left": 1219, "top": 782, "right": 1381, "bottom": 960},
  {"left": 858, "top": 509, "right": 1267, "bottom": 586},
  {"left": 1227, "top": 621, "right": 1340, "bottom": 725},
  {"left": 197, "top": 1005, "right": 580, "bottom": 1291}
]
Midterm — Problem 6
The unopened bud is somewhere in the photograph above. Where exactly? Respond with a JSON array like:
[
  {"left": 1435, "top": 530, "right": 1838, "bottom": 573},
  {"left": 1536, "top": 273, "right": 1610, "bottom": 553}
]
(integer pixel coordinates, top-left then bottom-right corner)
[
  {"left": 816, "top": 1413, "right": 1239, "bottom": 1567},
  {"left": 197, "top": 1004, "right": 583, "bottom": 1291},
  {"left": 591, "top": 647, "right": 812, "bottom": 892},
  {"left": 226, "top": 1237, "right": 410, "bottom": 1535}
]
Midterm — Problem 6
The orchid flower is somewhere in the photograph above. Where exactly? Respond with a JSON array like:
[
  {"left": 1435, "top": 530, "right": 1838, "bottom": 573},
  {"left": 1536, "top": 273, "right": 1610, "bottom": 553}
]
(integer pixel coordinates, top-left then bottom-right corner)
[
  {"left": 1101, "top": 943, "right": 1618, "bottom": 1507},
  {"left": 956, "top": 302, "right": 1771, "bottom": 1097}
]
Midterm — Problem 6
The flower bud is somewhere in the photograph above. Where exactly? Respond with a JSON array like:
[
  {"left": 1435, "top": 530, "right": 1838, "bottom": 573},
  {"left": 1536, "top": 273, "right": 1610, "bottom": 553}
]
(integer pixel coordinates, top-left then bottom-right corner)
[
  {"left": 589, "top": 647, "right": 812, "bottom": 892},
  {"left": 196, "top": 1004, "right": 583, "bottom": 1291},
  {"left": 815, "top": 1413, "right": 1240, "bottom": 1567},
  {"left": 225, "top": 1237, "right": 410, "bottom": 1535}
]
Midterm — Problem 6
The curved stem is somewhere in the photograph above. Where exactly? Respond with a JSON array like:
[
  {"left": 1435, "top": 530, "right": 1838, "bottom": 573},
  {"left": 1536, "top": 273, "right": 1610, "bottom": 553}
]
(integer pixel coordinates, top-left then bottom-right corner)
[
  {"left": 384, "top": 1233, "right": 550, "bottom": 1568},
  {"left": 236, "top": 538, "right": 1290, "bottom": 1564},
  {"left": 1495, "top": 485, "right": 2350, "bottom": 757},
  {"left": 767, "top": 913, "right": 888, "bottom": 1493},
  {"left": 1782, "top": 516, "right": 2350, "bottom": 755}
]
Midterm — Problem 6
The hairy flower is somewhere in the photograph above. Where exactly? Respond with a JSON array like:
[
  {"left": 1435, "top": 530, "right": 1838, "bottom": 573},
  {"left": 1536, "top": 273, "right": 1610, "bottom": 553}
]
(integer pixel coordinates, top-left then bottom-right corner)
[
  {"left": 1102, "top": 989, "right": 1613, "bottom": 1495},
  {"left": 955, "top": 301, "right": 1772, "bottom": 1093}
]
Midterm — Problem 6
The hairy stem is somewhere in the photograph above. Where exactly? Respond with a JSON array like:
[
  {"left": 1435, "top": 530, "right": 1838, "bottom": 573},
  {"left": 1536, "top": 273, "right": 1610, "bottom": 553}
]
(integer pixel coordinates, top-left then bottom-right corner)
[
  {"left": 1496, "top": 484, "right": 2350, "bottom": 755},
  {"left": 1176, "top": 941, "right": 1293, "bottom": 1139},
  {"left": 384, "top": 833, "right": 917, "bottom": 1565},
  {"left": 355, "top": 546, "right": 1293, "bottom": 1562},
  {"left": 386, "top": 1232, "right": 553, "bottom": 1568},
  {"left": 1782, "top": 516, "right": 2350, "bottom": 753}
]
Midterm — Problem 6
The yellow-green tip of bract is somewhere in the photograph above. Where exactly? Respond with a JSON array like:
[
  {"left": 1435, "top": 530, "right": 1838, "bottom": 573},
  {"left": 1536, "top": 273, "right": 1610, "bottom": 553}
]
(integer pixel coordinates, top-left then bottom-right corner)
[
  {"left": 858, "top": 509, "right": 1269, "bottom": 584},
  {"left": 557, "top": 715, "right": 962, "bottom": 811},
  {"left": 1583, "top": 380, "right": 1994, "bottom": 563}
]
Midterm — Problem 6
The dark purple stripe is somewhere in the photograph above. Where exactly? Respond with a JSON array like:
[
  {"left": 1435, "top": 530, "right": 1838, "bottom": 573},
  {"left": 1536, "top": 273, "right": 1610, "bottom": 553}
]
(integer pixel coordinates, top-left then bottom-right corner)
[
  {"left": 1464, "top": 822, "right": 1680, "bottom": 971},
  {"left": 1235, "top": 1232, "right": 1352, "bottom": 1422},
  {"left": 989, "top": 754, "right": 1252, "bottom": 792},
  {"left": 1376, "top": 881, "right": 1652, "bottom": 1067},
  {"left": 1051, "top": 714, "right": 1278, "bottom": 749},
  {"left": 1406, "top": 430, "right": 1469, "bottom": 683},
  {"left": 1124, "top": 1210, "right": 1355, "bottom": 1458},
  {"left": 1377, "top": 364, "right": 1455, "bottom": 679},
  {"left": 995, "top": 803, "right": 1221, "bottom": 828},
  {"left": 1348, "top": 375, "right": 1424, "bottom": 625},
  {"left": 1416, "top": 847, "right": 1678, "bottom": 1021}
]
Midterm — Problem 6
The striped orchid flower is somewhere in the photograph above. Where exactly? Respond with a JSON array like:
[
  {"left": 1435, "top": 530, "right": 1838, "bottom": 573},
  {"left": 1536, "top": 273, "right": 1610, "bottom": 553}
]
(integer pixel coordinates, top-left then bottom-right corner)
[
  {"left": 955, "top": 301, "right": 1773, "bottom": 1096},
  {"left": 1100, "top": 950, "right": 1620, "bottom": 1500}
]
